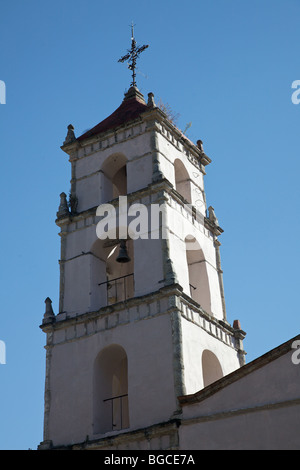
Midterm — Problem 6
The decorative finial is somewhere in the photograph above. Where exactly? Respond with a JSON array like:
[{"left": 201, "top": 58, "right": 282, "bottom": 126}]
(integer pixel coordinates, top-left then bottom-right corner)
[
  {"left": 118, "top": 23, "right": 149, "bottom": 88},
  {"left": 233, "top": 319, "right": 242, "bottom": 330},
  {"left": 208, "top": 206, "right": 219, "bottom": 226},
  {"left": 56, "top": 192, "right": 70, "bottom": 219},
  {"left": 147, "top": 92, "right": 155, "bottom": 108},
  {"left": 43, "top": 297, "right": 55, "bottom": 324},
  {"left": 197, "top": 140, "right": 204, "bottom": 153},
  {"left": 63, "top": 124, "right": 76, "bottom": 145}
]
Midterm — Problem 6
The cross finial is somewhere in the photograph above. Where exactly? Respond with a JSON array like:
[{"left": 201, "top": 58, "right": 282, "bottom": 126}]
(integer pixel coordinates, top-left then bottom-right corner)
[{"left": 118, "top": 24, "right": 149, "bottom": 88}]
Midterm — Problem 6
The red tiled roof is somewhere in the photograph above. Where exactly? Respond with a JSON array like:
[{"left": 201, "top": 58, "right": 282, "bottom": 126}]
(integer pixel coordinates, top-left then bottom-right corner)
[{"left": 77, "top": 87, "right": 148, "bottom": 142}]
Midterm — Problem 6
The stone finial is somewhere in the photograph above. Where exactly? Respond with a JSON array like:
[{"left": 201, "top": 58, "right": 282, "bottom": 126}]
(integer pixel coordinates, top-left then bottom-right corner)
[
  {"left": 197, "top": 139, "right": 204, "bottom": 153},
  {"left": 233, "top": 319, "right": 246, "bottom": 366},
  {"left": 43, "top": 297, "right": 55, "bottom": 324},
  {"left": 233, "top": 319, "right": 242, "bottom": 330},
  {"left": 123, "top": 86, "right": 146, "bottom": 103},
  {"left": 147, "top": 92, "right": 155, "bottom": 108},
  {"left": 63, "top": 124, "right": 76, "bottom": 145},
  {"left": 56, "top": 192, "right": 70, "bottom": 219},
  {"left": 208, "top": 206, "right": 219, "bottom": 226}
]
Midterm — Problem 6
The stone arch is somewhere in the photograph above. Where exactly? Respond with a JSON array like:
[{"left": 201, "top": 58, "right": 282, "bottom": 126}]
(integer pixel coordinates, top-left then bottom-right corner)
[
  {"left": 174, "top": 158, "right": 192, "bottom": 204},
  {"left": 185, "top": 235, "right": 212, "bottom": 313},
  {"left": 90, "top": 236, "right": 134, "bottom": 310},
  {"left": 101, "top": 153, "right": 128, "bottom": 201},
  {"left": 93, "top": 344, "right": 129, "bottom": 434},
  {"left": 202, "top": 349, "right": 223, "bottom": 387}
]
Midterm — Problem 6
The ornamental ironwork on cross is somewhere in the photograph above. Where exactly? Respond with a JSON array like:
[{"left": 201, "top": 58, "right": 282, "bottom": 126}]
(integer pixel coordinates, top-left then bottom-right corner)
[{"left": 118, "top": 23, "right": 149, "bottom": 87}]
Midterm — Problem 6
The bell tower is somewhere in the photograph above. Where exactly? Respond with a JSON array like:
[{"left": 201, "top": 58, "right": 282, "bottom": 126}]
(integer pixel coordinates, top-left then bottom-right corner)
[{"left": 39, "top": 34, "right": 246, "bottom": 451}]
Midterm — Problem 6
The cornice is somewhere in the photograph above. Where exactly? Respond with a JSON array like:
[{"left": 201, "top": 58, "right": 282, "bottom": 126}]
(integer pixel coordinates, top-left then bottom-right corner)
[
  {"left": 60, "top": 104, "right": 211, "bottom": 174},
  {"left": 55, "top": 178, "right": 211, "bottom": 236}
]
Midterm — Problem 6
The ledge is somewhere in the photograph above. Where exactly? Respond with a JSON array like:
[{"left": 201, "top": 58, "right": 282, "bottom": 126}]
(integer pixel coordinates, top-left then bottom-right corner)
[
  {"left": 38, "top": 418, "right": 181, "bottom": 451},
  {"left": 40, "top": 283, "right": 241, "bottom": 358}
]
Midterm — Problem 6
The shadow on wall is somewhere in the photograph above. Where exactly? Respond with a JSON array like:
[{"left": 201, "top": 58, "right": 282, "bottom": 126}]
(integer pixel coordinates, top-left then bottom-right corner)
[
  {"left": 202, "top": 349, "right": 223, "bottom": 387},
  {"left": 101, "top": 153, "right": 128, "bottom": 202}
]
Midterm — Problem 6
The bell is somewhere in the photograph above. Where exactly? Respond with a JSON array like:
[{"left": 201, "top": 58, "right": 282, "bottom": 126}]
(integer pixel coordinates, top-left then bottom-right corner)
[{"left": 116, "top": 240, "right": 131, "bottom": 263}]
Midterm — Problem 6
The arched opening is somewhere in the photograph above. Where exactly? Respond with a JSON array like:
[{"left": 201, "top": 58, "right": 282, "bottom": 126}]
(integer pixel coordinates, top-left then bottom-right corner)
[
  {"left": 101, "top": 153, "right": 128, "bottom": 202},
  {"left": 174, "top": 159, "right": 192, "bottom": 204},
  {"left": 202, "top": 350, "right": 223, "bottom": 387},
  {"left": 105, "top": 240, "right": 134, "bottom": 305},
  {"left": 112, "top": 165, "right": 127, "bottom": 198},
  {"left": 185, "top": 236, "right": 211, "bottom": 313},
  {"left": 93, "top": 344, "right": 129, "bottom": 434},
  {"left": 90, "top": 237, "right": 134, "bottom": 310}
]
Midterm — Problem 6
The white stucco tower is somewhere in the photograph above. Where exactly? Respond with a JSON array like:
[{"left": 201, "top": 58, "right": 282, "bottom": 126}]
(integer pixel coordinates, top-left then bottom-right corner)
[{"left": 39, "top": 85, "right": 246, "bottom": 450}]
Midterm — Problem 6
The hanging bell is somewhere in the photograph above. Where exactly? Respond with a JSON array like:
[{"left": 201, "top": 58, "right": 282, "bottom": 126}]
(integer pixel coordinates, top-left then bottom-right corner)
[{"left": 116, "top": 240, "right": 131, "bottom": 263}]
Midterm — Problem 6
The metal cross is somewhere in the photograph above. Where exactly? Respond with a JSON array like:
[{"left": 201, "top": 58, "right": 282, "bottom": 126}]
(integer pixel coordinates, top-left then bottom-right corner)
[{"left": 118, "top": 23, "right": 149, "bottom": 88}]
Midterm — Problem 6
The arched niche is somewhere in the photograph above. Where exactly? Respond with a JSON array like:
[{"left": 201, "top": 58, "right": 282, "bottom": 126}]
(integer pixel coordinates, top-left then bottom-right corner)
[
  {"left": 101, "top": 153, "right": 128, "bottom": 202},
  {"left": 90, "top": 237, "right": 134, "bottom": 310},
  {"left": 185, "top": 235, "right": 211, "bottom": 313},
  {"left": 174, "top": 159, "right": 192, "bottom": 204},
  {"left": 202, "top": 349, "right": 223, "bottom": 387},
  {"left": 93, "top": 344, "right": 129, "bottom": 434}
]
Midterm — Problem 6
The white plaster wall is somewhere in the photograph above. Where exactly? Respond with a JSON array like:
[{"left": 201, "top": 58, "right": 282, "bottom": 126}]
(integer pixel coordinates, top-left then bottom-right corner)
[
  {"left": 76, "top": 173, "right": 101, "bottom": 213},
  {"left": 76, "top": 149, "right": 102, "bottom": 179},
  {"left": 180, "top": 405, "right": 300, "bottom": 450},
  {"left": 205, "top": 263, "right": 223, "bottom": 319},
  {"left": 75, "top": 128, "right": 149, "bottom": 181},
  {"left": 63, "top": 255, "right": 92, "bottom": 315},
  {"left": 62, "top": 124, "right": 213, "bottom": 316},
  {"left": 90, "top": 256, "right": 107, "bottom": 310},
  {"left": 170, "top": 233, "right": 190, "bottom": 294},
  {"left": 189, "top": 261, "right": 211, "bottom": 313},
  {"left": 134, "top": 238, "right": 164, "bottom": 297},
  {"left": 179, "top": 350, "right": 300, "bottom": 449},
  {"left": 181, "top": 317, "right": 240, "bottom": 395},
  {"left": 62, "top": 224, "right": 103, "bottom": 314},
  {"left": 48, "top": 313, "right": 177, "bottom": 447},
  {"left": 166, "top": 202, "right": 223, "bottom": 319},
  {"left": 156, "top": 133, "right": 205, "bottom": 210},
  {"left": 61, "top": 204, "right": 165, "bottom": 316},
  {"left": 65, "top": 224, "right": 96, "bottom": 260},
  {"left": 183, "top": 350, "right": 300, "bottom": 420},
  {"left": 74, "top": 131, "right": 152, "bottom": 212},
  {"left": 167, "top": 201, "right": 215, "bottom": 267},
  {"left": 127, "top": 154, "right": 153, "bottom": 194}
]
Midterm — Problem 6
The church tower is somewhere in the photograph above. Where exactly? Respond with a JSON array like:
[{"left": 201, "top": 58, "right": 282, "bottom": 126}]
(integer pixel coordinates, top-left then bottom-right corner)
[{"left": 39, "top": 34, "right": 246, "bottom": 451}]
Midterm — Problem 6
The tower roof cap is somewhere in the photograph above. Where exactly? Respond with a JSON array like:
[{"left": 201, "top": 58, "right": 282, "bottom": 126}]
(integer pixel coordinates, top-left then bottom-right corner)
[{"left": 77, "top": 86, "right": 147, "bottom": 142}]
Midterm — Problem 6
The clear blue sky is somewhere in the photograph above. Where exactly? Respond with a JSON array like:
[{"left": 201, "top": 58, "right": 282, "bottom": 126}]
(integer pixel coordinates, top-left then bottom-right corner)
[{"left": 0, "top": 0, "right": 299, "bottom": 450}]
